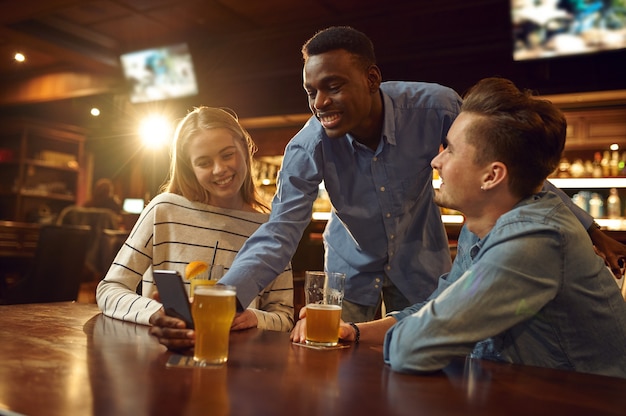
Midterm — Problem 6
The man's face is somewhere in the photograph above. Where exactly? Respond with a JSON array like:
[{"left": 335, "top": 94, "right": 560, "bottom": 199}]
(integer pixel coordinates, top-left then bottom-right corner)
[
  {"left": 431, "top": 112, "right": 486, "bottom": 214},
  {"left": 303, "top": 49, "right": 376, "bottom": 139}
]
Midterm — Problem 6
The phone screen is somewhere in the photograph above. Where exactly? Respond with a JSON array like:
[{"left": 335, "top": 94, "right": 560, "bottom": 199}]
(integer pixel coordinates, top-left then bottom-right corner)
[{"left": 153, "top": 270, "right": 194, "bottom": 329}]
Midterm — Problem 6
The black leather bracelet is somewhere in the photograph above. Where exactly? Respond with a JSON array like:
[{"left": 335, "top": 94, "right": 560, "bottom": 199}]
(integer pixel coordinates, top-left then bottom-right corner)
[
  {"left": 588, "top": 221, "right": 602, "bottom": 235},
  {"left": 348, "top": 322, "right": 360, "bottom": 344}
]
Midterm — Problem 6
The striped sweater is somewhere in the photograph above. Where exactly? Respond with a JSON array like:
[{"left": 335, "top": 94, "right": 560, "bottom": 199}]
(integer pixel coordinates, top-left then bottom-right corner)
[{"left": 96, "top": 193, "right": 294, "bottom": 331}]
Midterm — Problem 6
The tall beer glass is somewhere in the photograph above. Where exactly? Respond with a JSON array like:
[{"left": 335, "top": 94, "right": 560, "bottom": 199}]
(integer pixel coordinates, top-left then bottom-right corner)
[
  {"left": 305, "top": 271, "right": 346, "bottom": 347},
  {"left": 192, "top": 284, "right": 236, "bottom": 365}
]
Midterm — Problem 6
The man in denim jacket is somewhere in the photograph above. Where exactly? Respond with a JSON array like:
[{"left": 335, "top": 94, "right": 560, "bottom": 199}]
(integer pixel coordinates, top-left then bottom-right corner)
[{"left": 292, "top": 77, "right": 626, "bottom": 378}]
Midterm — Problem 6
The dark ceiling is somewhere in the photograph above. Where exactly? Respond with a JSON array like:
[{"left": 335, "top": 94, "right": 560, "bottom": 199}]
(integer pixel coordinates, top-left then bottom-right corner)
[{"left": 1, "top": 0, "right": 625, "bottom": 128}]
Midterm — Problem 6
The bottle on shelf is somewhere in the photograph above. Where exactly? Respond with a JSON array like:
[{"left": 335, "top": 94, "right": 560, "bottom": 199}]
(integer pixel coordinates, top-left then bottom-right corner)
[
  {"left": 557, "top": 157, "right": 571, "bottom": 178},
  {"left": 592, "top": 152, "right": 603, "bottom": 178},
  {"left": 572, "top": 192, "right": 589, "bottom": 212},
  {"left": 589, "top": 193, "right": 604, "bottom": 218},
  {"left": 611, "top": 150, "right": 620, "bottom": 177},
  {"left": 601, "top": 150, "right": 611, "bottom": 177},
  {"left": 607, "top": 188, "right": 622, "bottom": 219},
  {"left": 570, "top": 159, "right": 585, "bottom": 177}
]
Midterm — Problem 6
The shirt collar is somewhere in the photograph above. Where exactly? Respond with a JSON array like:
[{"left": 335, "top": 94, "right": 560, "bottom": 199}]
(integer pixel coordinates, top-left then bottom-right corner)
[
  {"left": 381, "top": 89, "right": 397, "bottom": 146},
  {"left": 346, "top": 89, "right": 396, "bottom": 153}
]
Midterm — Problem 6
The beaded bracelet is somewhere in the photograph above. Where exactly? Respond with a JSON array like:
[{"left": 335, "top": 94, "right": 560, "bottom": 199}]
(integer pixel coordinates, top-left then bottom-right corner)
[{"left": 348, "top": 322, "right": 360, "bottom": 344}]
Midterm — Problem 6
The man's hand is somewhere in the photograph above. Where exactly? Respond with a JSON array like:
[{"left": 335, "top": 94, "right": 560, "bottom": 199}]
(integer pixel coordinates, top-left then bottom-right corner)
[
  {"left": 289, "top": 307, "right": 357, "bottom": 343},
  {"left": 148, "top": 309, "right": 195, "bottom": 350},
  {"left": 589, "top": 227, "right": 626, "bottom": 279}
]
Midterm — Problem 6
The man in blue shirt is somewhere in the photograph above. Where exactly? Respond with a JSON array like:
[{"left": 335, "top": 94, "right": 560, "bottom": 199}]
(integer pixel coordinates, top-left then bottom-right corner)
[
  {"left": 292, "top": 77, "right": 626, "bottom": 378},
  {"left": 223, "top": 26, "right": 460, "bottom": 322}
]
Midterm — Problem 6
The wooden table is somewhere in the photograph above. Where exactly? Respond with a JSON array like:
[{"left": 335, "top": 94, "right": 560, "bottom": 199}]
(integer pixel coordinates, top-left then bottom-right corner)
[{"left": 1, "top": 302, "right": 625, "bottom": 416}]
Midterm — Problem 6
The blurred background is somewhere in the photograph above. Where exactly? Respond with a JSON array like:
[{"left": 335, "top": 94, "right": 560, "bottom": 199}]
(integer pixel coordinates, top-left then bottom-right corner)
[{"left": 0, "top": 0, "right": 625, "bottom": 219}]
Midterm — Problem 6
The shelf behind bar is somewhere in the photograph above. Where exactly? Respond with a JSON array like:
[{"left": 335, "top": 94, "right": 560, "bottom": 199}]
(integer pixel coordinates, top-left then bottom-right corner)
[
  {"left": 596, "top": 218, "right": 625, "bottom": 230},
  {"left": 433, "top": 178, "right": 626, "bottom": 189},
  {"left": 312, "top": 178, "right": 626, "bottom": 225},
  {"left": 312, "top": 212, "right": 624, "bottom": 229},
  {"left": 311, "top": 211, "right": 465, "bottom": 224},
  {"left": 547, "top": 178, "right": 626, "bottom": 188}
]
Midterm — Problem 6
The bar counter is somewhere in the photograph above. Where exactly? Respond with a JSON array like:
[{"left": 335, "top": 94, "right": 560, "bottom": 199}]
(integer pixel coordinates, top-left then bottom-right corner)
[{"left": 1, "top": 302, "right": 625, "bottom": 415}]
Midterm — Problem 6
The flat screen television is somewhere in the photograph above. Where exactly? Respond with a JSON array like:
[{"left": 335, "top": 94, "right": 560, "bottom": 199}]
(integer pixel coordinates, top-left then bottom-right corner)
[
  {"left": 120, "top": 43, "right": 198, "bottom": 103},
  {"left": 512, "top": 0, "right": 626, "bottom": 61},
  {"left": 122, "top": 198, "right": 145, "bottom": 214}
]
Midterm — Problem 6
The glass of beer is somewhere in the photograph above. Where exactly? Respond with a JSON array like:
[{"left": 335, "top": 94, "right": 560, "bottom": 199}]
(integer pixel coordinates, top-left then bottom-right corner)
[
  {"left": 191, "top": 284, "right": 236, "bottom": 366},
  {"left": 190, "top": 264, "right": 224, "bottom": 297},
  {"left": 304, "top": 271, "right": 346, "bottom": 347}
]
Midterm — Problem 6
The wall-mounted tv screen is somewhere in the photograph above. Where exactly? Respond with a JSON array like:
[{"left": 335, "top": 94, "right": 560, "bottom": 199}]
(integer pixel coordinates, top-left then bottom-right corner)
[
  {"left": 512, "top": 0, "right": 626, "bottom": 61},
  {"left": 122, "top": 198, "right": 144, "bottom": 214},
  {"left": 120, "top": 43, "right": 198, "bottom": 103}
]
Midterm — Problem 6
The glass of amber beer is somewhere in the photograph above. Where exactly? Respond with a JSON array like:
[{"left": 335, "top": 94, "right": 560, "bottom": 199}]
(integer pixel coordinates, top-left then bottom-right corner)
[
  {"left": 192, "top": 284, "right": 236, "bottom": 366},
  {"left": 304, "top": 271, "right": 346, "bottom": 347}
]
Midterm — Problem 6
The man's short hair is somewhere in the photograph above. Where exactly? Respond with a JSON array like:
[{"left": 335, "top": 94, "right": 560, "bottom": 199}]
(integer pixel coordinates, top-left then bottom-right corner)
[
  {"left": 301, "top": 26, "right": 376, "bottom": 70},
  {"left": 462, "top": 77, "right": 567, "bottom": 198}
]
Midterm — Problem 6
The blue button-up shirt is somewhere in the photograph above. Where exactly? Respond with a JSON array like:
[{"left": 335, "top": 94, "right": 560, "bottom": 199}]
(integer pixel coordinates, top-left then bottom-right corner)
[
  {"left": 221, "top": 81, "right": 462, "bottom": 308},
  {"left": 384, "top": 191, "right": 626, "bottom": 378}
]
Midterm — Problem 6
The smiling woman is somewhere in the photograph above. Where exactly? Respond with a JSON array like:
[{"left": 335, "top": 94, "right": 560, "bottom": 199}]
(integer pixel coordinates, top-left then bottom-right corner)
[{"left": 96, "top": 106, "right": 295, "bottom": 338}]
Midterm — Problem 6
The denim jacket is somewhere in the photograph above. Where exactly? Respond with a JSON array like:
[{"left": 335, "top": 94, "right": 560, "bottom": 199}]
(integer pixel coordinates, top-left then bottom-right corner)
[{"left": 384, "top": 191, "right": 626, "bottom": 378}]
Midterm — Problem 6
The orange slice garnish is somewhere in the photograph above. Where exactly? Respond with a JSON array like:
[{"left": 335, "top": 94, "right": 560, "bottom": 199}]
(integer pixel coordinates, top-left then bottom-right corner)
[{"left": 185, "top": 261, "right": 208, "bottom": 280}]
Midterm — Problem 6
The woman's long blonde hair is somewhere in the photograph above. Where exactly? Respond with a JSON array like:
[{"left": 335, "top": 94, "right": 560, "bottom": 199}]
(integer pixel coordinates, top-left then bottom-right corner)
[{"left": 161, "top": 106, "right": 270, "bottom": 213}]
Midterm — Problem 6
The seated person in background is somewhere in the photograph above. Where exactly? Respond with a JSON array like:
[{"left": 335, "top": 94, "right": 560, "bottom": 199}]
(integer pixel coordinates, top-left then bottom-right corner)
[
  {"left": 97, "top": 106, "right": 294, "bottom": 336},
  {"left": 84, "top": 178, "right": 122, "bottom": 214},
  {"left": 291, "top": 77, "right": 626, "bottom": 378}
]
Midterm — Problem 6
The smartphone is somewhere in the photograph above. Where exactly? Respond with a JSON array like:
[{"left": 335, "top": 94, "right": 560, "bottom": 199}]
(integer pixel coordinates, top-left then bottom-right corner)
[{"left": 153, "top": 270, "right": 194, "bottom": 329}]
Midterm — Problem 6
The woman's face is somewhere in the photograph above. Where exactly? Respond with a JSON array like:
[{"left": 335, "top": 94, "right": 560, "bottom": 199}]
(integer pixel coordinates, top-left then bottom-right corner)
[{"left": 187, "top": 128, "right": 248, "bottom": 209}]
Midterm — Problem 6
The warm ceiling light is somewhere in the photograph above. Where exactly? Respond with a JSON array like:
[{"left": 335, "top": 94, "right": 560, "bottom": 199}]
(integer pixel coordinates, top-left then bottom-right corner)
[
  {"left": 90, "top": 107, "right": 101, "bottom": 117},
  {"left": 14, "top": 52, "right": 25, "bottom": 62},
  {"left": 139, "top": 115, "right": 172, "bottom": 149}
]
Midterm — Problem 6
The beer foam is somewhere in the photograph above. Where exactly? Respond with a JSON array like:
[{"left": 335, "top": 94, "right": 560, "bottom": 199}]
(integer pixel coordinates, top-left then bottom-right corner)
[
  {"left": 307, "top": 303, "right": 341, "bottom": 310},
  {"left": 194, "top": 286, "right": 236, "bottom": 296}
]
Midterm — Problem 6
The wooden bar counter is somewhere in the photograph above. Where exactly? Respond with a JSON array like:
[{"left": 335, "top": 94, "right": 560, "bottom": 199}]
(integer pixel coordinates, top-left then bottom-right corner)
[{"left": 1, "top": 302, "right": 625, "bottom": 415}]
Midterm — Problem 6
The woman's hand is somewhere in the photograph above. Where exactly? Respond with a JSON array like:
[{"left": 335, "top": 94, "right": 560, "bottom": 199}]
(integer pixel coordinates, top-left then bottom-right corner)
[
  {"left": 290, "top": 307, "right": 308, "bottom": 343},
  {"left": 230, "top": 309, "right": 258, "bottom": 331}
]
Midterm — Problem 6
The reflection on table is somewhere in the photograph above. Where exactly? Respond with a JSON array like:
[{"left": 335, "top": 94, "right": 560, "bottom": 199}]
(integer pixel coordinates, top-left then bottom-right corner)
[{"left": 1, "top": 302, "right": 625, "bottom": 415}]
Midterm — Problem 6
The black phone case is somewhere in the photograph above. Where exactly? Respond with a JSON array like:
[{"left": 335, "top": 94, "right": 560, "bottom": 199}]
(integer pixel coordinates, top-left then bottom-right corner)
[{"left": 153, "top": 270, "right": 194, "bottom": 329}]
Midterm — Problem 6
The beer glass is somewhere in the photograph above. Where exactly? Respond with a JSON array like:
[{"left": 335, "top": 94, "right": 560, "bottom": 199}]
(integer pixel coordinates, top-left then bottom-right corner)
[
  {"left": 192, "top": 284, "right": 236, "bottom": 366},
  {"left": 304, "top": 271, "right": 346, "bottom": 347}
]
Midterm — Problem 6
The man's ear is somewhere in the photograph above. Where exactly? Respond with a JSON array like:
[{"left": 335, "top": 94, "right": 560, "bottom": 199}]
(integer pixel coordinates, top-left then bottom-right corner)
[
  {"left": 482, "top": 161, "right": 507, "bottom": 190},
  {"left": 367, "top": 65, "right": 382, "bottom": 93}
]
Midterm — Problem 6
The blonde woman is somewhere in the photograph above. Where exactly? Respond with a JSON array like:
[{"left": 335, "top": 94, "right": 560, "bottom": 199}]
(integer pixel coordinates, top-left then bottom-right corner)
[{"left": 97, "top": 107, "right": 294, "bottom": 339}]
